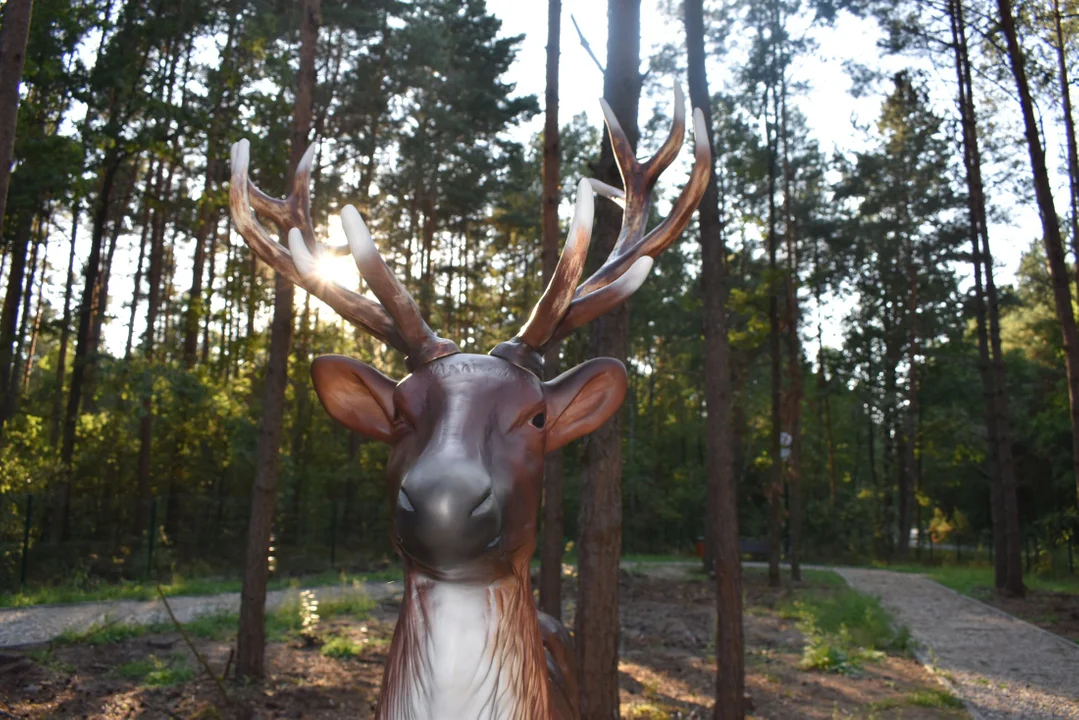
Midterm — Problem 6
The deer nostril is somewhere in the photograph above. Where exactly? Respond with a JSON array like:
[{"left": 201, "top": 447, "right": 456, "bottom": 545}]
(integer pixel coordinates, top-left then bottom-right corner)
[
  {"left": 470, "top": 488, "right": 495, "bottom": 517},
  {"left": 398, "top": 488, "right": 415, "bottom": 513}
]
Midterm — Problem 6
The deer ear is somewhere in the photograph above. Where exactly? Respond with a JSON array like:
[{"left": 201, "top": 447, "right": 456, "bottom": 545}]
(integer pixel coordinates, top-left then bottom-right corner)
[
  {"left": 543, "top": 358, "right": 628, "bottom": 451},
  {"left": 311, "top": 355, "right": 399, "bottom": 443}
]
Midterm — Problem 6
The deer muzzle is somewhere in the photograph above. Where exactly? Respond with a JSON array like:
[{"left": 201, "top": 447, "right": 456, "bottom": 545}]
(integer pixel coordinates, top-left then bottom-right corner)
[{"left": 395, "top": 460, "right": 502, "bottom": 569}]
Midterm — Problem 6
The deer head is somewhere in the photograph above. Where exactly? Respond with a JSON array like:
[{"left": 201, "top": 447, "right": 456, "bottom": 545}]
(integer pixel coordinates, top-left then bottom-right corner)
[
  {"left": 230, "top": 86, "right": 709, "bottom": 718},
  {"left": 229, "top": 87, "right": 708, "bottom": 583}
]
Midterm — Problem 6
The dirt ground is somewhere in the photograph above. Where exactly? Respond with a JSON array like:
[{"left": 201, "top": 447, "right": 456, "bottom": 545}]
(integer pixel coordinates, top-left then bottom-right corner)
[
  {"left": 979, "top": 588, "right": 1079, "bottom": 643},
  {"left": 0, "top": 568, "right": 964, "bottom": 719}
]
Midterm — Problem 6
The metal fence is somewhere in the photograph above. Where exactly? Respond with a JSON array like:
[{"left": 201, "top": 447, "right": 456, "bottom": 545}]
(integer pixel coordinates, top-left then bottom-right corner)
[{"left": 0, "top": 491, "right": 395, "bottom": 593}]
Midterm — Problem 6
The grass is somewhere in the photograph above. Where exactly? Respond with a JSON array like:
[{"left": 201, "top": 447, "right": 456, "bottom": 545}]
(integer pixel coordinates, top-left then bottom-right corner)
[
  {"left": 0, "top": 567, "right": 402, "bottom": 609},
  {"left": 778, "top": 585, "right": 910, "bottom": 675},
  {"left": 868, "top": 562, "right": 1079, "bottom": 598},
  {"left": 320, "top": 634, "right": 363, "bottom": 659},
  {"left": 908, "top": 689, "right": 964, "bottom": 708},
  {"left": 112, "top": 654, "right": 194, "bottom": 687},
  {"left": 54, "top": 619, "right": 154, "bottom": 646}
]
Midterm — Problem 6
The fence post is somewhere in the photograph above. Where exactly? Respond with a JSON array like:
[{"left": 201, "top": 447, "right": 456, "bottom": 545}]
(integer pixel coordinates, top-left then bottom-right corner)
[
  {"left": 146, "top": 498, "right": 157, "bottom": 580},
  {"left": 329, "top": 501, "right": 337, "bottom": 569},
  {"left": 19, "top": 494, "right": 33, "bottom": 590}
]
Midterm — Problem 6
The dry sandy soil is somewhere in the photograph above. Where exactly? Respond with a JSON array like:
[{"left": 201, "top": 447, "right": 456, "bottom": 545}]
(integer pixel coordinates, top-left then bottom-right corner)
[{"left": 0, "top": 568, "right": 965, "bottom": 719}]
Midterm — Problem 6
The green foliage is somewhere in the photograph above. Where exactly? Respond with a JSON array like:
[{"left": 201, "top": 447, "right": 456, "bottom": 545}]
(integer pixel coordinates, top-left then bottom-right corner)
[
  {"left": 111, "top": 654, "right": 194, "bottom": 687},
  {"left": 908, "top": 689, "right": 964, "bottom": 709},
  {"left": 320, "top": 634, "right": 363, "bottom": 659},
  {"left": 781, "top": 588, "right": 910, "bottom": 674},
  {"left": 54, "top": 620, "right": 148, "bottom": 646}
]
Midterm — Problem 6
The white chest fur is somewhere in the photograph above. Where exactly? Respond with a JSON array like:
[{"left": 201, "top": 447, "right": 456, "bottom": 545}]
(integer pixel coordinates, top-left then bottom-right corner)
[{"left": 381, "top": 575, "right": 542, "bottom": 720}]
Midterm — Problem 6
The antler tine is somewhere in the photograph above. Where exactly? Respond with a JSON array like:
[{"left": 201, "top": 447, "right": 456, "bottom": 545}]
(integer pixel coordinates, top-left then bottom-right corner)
[
  {"left": 576, "top": 100, "right": 709, "bottom": 298},
  {"left": 246, "top": 142, "right": 317, "bottom": 244},
  {"left": 229, "top": 139, "right": 408, "bottom": 352},
  {"left": 517, "top": 179, "right": 594, "bottom": 348},
  {"left": 341, "top": 205, "right": 459, "bottom": 370}
]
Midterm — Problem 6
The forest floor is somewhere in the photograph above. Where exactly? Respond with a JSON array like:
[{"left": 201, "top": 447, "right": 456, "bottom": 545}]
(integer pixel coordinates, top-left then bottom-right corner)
[{"left": 0, "top": 565, "right": 970, "bottom": 719}]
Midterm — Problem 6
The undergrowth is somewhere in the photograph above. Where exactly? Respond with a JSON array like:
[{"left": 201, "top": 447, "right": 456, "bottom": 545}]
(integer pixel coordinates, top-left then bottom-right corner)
[{"left": 780, "top": 588, "right": 911, "bottom": 674}]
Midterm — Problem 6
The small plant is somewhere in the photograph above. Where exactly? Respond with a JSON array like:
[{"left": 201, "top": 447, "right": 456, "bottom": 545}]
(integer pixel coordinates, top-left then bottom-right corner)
[
  {"left": 299, "top": 589, "right": 320, "bottom": 641},
  {"left": 113, "top": 654, "right": 194, "bottom": 687},
  {"left": 27, "top": 648, "right": 75, "bottom": 674},
  {"left": 320, "top": 634, "right": 363, "bottom": 659},
  {"left": 55, "top": 619, "right": 147, "bottom": 646},
  {"left": 908, "top": 689, "right": 963, "bottom": 708}
]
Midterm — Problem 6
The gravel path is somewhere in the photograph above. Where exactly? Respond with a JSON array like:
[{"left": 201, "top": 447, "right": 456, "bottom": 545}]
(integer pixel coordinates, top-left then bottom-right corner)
[
  {"left": 0, "top": 581, "right": 402, "bottom": 648},
  {"left": 836, "top": 567, "right": 1079, "bottom": 720}
]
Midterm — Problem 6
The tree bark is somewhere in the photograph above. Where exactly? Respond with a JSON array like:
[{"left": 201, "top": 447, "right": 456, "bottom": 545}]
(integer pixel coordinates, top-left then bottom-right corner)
[
  {"left": 50, "top": 207, "right": 79, "bottom": 448},
  {"left": 575, "top": 2, "right": 639, "bottom": 716},
  {"left": 998, "top": 0, "right": 1079, "bottom": 511},
  {"left": 779, "top": 70, "right": 803, "bottom": 581},
  {"left": 236, "top": 0, "right": 321, "bottom": 680},
  {"left": 685, "top": 1, "right": 745, "bottom": 716},
  {"left": 954, "top": 0, "right": 1023, "bottom": 593},
  {"left": 765, "top": 80, "right": 783, "bottom": 588},
  {"left": 0, "top": 0, "right": 34, "bottom": 243},
  {"left": 538, "top": 0, "right": 565, "bottom": 622},
  {"left": 0, "top": 210, "right": 35, "bottom": 420},
  {"left": 1052, "top": 0, "right": 1079, "bottom": 306}
]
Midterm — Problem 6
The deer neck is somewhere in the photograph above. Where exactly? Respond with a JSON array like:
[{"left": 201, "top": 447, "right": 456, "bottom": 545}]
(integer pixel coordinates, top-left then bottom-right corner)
[{"left": 377, "top": 561, "right": 550, "bottom": 720}]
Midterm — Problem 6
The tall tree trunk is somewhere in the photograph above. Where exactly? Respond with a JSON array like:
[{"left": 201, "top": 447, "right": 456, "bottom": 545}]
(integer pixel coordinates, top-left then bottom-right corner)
[
  {"left": 954, "top": 0, "right": 1022, "bottom": 593},
  {"left": 576, "top": 2, "right": 639, "bottom": 716},
  {"left": 236, "top": 0, "right": 321, "bottom": 680},
  {"left": 0, "top": 0, "right": 34, "bottom": 243},
  {"left": 182, "top": 8, "right": 238, "bottom": 368},
  {"left": 538, "top": 0, "right": 565, "bottom": 622},
  {"left": 685, "top": 1, "right": 745, "bottom": 716},
  {"left": 57, "top": 152, "right": 123, "bottom": 542},
  {"left": 1052, "top": 0, "right": 1079, "bottom": 304},
  {"left": 899, "top": 235, "right": 919, "bottom": 560},
  {"left": 21, "top": 236, "right": 47, "bottom": 392},
  {"left": 779, "top": 72, "right": 803, "bottom": 581},
  {"left": 50, "top": 207, "right": 79, "bottom": 448},
  {"left": 765, "top": 81, "right": 783, "bottom": 588},
  {"left": 134, "top": 159, "right": 172, "bottom": 540},
  {"left": 0, "top": 210, "right": 35, "bottom": 423},
  {"left": 5, "top": 221, "right": 43, "bottom": 422},
  {"left": 998, "top": 0, "right": 1079, "bottom": 510}
]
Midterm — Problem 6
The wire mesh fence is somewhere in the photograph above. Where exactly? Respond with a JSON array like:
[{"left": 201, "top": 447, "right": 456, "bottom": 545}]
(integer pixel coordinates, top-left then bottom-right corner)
[{"left": 0, "top": 490, "right": 395, "bottom": 593}]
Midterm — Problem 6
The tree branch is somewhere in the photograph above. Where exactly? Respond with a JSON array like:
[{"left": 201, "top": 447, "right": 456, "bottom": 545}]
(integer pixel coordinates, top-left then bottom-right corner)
[{"left": 571, "top": 14, "right": 605, "bottom": 76}]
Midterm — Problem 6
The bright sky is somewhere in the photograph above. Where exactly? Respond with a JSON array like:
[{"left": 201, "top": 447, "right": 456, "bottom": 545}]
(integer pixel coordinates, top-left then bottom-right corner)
[
  {"left": 482, "top": 1, "right": 1042, "bottom": 348},
  {"left": 89, "top": 1, "right": 1049, "bottom": 356}
]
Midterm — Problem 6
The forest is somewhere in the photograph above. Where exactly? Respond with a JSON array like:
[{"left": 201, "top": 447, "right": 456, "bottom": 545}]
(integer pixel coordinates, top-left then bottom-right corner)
[{"left": 1, "top": 0, "right": 1079, "bottom": 716}]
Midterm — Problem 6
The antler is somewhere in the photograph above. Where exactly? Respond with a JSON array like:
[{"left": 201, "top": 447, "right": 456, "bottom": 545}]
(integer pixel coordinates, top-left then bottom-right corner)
[
  {"left": 229, "top": 139, "right": 459, "bottom": 370},
  {"left": 491, "top": 85, "right": 711, "bottom": 373}
]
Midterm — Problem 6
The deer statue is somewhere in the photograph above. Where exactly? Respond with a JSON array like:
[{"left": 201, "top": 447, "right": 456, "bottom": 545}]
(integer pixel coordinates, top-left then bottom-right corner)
[{"left": 229, "top": 85, "right": 709, "bottom": 720}]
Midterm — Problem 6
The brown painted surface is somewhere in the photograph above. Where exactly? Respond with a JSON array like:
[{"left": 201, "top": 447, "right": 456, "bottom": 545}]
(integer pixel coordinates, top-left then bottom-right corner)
[{"left": 230, "top": 74, "right": 709, "bottom": 717}]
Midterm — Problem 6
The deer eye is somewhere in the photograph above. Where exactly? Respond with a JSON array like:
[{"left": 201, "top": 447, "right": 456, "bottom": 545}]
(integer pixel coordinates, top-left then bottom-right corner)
[{"left": 531, "top": 412, "right": 546, "bottom": 429}]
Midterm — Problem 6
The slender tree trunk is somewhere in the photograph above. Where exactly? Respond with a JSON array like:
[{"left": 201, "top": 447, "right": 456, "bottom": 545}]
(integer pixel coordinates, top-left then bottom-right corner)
[
  {"left": 21, "top": 238, "right": 46, "bottom": 392},
  {"left": 576, "top": 2, "right": 639, "bottom": 716},
  {"left": 236, "top": 0, "right": 321, "bottom": 680},
  {"left": 538, "top": 0, "right": 565, "bottom": 622},
  {"left": 765, "top": 81, "right": 783, "bottom": 588},
  {"left": 899, "top": 235, "right": 919, "bottom": 560},
  {"left": 5, "top": 223, "right": 43, "bottom": 421},
  {"left": 685, "top": 1, "right": 744, "bottom": 716},
  {"left": 0, "top": 211, "right": 35, "bottom": 422},
  {"left": 999, "top": 0, "right": 1079, "bottom": 511},
  {"left": 50, "top": 207, "right": 79, "bottom": 448},
  {"left": 1052, "top": 0, "right": 1079, "bottom": 304},
  {"left": 57, "top": 152, "right": 123, "bottom": 542},
  {"left": 0, "top": 0, "right": 34, "bottom": 242},
  {"left": 135, "top": 159, "right": 171, "bottom": 540},
  {"left": 779, "top": 73, "right": 803, "bottom": 581}
]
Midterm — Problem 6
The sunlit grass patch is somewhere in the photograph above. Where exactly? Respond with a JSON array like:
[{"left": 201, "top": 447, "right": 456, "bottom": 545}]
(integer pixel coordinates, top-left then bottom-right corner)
[
  {"left": 320, "top": 634, "right": 363, "bottom": 659},
  {"left": 183, "top": 611, "right": 237, "bottom": 640},
  {"left": 54, "top": 620, "right": 148, "bottom": 646},
  {"left": 908, "top": 689, "right": 964, "bottom": 708},
  {"left": 112, "top": 654, "right": 194, "bottom": 687},
  {"left": 780, "top": 588, "right": 909, "bottom": 674}
]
